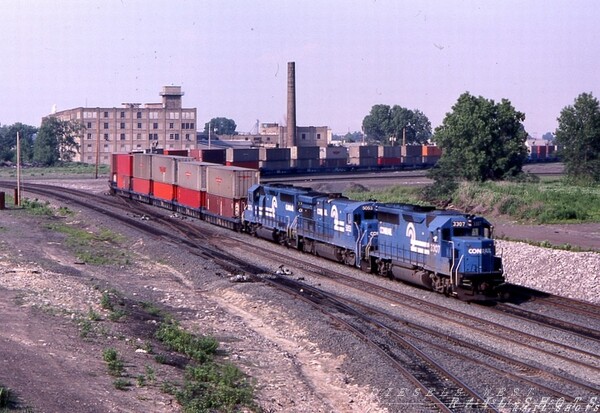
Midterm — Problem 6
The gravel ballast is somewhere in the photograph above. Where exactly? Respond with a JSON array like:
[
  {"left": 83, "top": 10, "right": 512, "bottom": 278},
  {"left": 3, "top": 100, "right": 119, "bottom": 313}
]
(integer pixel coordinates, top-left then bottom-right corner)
[{"left": 498, "top": 240, "right": 600, "bottom": 304}]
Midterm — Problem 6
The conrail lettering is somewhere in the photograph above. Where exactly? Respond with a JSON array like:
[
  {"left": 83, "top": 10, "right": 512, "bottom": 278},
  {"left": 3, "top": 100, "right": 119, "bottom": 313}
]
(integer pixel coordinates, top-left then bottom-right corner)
[{"left": 468, "top": 248, "right": 492, "bottom": 255}]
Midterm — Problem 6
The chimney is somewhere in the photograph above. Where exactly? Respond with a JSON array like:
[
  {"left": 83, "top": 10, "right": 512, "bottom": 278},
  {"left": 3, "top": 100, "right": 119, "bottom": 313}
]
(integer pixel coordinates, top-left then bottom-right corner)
[{"left": 287, "top": 62, "right": 296, "bottom": 148}]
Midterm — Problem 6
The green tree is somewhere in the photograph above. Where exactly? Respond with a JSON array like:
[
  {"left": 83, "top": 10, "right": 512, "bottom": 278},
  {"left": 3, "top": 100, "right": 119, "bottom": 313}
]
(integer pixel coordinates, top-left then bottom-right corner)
[
  {"left": 432, "top": 92, "right": 528, "bottom": 183},
  {"left": 0, "top": 123, "right": 37, "bottom": 163},
  {"left": 204, "top": 117, "right": 237, "bottom": 135},
  {"left": 555, "top": 92, "right": 600, "bottom": 183},
  {"left": 34, "top": 117, "right": 82, "bottom": 166},
  {"left": 362, "top": 104, "right": 431, "bottom": 145}
]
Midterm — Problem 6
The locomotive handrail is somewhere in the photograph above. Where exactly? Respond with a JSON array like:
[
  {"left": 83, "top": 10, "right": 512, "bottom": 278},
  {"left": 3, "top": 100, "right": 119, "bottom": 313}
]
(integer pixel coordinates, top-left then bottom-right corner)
[{"left": 454, "top": 254, "right": 464, "bottom": 288}]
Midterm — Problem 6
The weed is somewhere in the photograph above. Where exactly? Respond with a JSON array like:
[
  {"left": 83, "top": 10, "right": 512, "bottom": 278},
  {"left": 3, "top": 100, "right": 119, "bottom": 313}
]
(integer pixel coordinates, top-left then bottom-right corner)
[
  {"left": 145, "top": 365, "right": 156, "bottom": 383},
  {"left": 87, "top": 307, "right": 102, "bottom": 321},
  {"left": 136, "top": 375, "right": 146, "bottom": 387},
  {"left": 103, "top": 348, "right": 125, "bottom": 377},
  {"left": 154, "top": 354, "right": 168, "bottom": 364},
  {"left": 140, "top": 301, "right": 163, "bottom": 317},
  {"left": 155, "top": 322, "right": 218, "bottom": 363},
  {"left": 79, "top": 319, "right": 93, "bottom": 338},
  {"left": 100, "top": 292, "right": 113, "bottom": 311},
  {"left": 108, "top": 309, "right": 126, "bottom": 322},
  {"left": 113, "top": 378, "right": 131, "bottom": 391}
]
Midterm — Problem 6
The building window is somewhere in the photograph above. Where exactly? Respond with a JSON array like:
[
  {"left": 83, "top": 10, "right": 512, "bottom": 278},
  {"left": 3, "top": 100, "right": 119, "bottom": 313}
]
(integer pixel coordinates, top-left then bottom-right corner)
[
  {"left": 153, "top": 123, "right": 158, "bottom": 129},
  {"left": 169, "top": 123, "right": 174, "bottom": 129},
  {"left": 137, "top": 123, "right": 142, "bottom": 129},
  {"left": 104, "top": 133, "right": 109, "bottom": 140},
  {"left": 120, "top": 123, "right": 125, "bottom": 129},
  {"left": 87, "top": 144, "right": 92, "bottom": 148},
  {"left": 191, "top": 122, "right": 194, "bottom": 129},
  {"left": 104, "top": 122, "right": 109, "bottom": 129},
  {"left": 175, "top": 133, "right": 179, "bottom": 140},
  {"left": 104, "top": 111, "right": 109, "bottom": 118},
  {"left": 169, "top": 133, "right": 174, "bottom": 140},
  {"left": 87, "top": 133, "right": 92, "bottom": 140},
  {"left": 120, "top": 134, "right": 126, "bottom": 140},
  {"left": 185, "top": 133, "right": 190, "bottom": 141},
  {"left": 317, "top": 133, "right": 321, "bottom": 140},
  {"left": 137, "top": 112, "right": 142, "bottom": 119},
  {"left": 302, "top": 133, "right": 306, "bottom": 140},
  {"left": 103, "top": 144, "right": 109, "bottom": 149},
  {"left": 149, "top": 112, "right": 158, "bottom": 119},
  {"left": 136, "top": 133, "right": 141, "bottom": 140},
  {"left": 87, "top": 156, "right": 93, "bottom": 161},
  {"left": 87, "top": 122, "right": 92, "bottom": 128},
  {"left": 136, "top": 144, "right": 142, "bottom": 148},
  {"left": 120, "top": 111, "right": 125, "bottom": 118}
]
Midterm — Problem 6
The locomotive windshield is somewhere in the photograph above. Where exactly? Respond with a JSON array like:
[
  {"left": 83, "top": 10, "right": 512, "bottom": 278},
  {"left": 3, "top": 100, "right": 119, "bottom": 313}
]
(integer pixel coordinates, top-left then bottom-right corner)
[{"left": 453, "top": 226, "right": 491, "bottom": 238}]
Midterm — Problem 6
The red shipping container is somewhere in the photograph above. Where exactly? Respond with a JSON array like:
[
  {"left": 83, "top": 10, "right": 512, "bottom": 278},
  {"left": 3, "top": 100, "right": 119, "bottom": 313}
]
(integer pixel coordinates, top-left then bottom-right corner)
[
  {"left": 177, "top": 187, "right": 206, "bottom": 209},
  {"left": 377, "top": 157, "right": 402, "bottom": 166},
  {"left": 111, "top": 153, "right": 133, "bottom": 176},
  {"left": 225, "top": 161, "right": 260, "bottom": 169},
  {"left": 132, "top": 177, "right": 152, "bottom": 195},
  {"left": 205, "top": 193, "right": 245, "bottom": 218},
  {"left": 116, "top": 174, "right": 131, "bottom": 190},
  {"left": 153, "top": 181, "right": 176, "bottom": 201}
]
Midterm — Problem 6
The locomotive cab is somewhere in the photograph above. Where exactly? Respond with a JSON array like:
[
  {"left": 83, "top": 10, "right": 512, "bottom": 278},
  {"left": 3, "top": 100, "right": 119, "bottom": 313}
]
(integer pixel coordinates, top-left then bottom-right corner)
[{"left": 445, "top": 218, "right": 504, "bottom": 300}]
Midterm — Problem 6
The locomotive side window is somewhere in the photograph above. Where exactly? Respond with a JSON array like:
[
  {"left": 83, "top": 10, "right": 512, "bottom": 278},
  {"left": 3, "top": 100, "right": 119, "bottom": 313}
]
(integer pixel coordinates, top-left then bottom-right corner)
[
  {"left": 441, "top": 228, "right": 451, "bottom": 241},
  {"left": 353, "top": 214, "right": 361, "bottom": 225},
  {"left": 364, "top": 210, "right": 375, "bottom": 220},
  {"left": 378, "top": 211, "right": 399, "bottom": 225},
  {"left": 280, "top": 193, "right": 294, "bottom": 203}
]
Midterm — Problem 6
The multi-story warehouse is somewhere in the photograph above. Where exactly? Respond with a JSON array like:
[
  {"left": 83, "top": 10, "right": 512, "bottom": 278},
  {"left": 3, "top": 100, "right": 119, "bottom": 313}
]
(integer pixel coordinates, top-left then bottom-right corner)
[{"left": 51, "top": 86, "right": 197, "bottom": 164}]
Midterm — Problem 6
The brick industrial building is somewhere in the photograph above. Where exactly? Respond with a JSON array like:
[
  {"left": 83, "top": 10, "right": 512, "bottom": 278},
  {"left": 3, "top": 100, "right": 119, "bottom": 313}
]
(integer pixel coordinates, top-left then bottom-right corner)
[{"left": 50, "top": 86, "right": 197, "bottom": 164}]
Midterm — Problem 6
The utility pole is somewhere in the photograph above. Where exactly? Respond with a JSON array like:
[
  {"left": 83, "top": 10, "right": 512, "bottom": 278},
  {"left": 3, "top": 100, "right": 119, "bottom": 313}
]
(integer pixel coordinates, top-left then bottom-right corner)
[
  {"left": 16, "top": 131, "right": 21, "bottom": 206},
  {"left": 95, "top": 128, "right": 100, "bottom": 179}
]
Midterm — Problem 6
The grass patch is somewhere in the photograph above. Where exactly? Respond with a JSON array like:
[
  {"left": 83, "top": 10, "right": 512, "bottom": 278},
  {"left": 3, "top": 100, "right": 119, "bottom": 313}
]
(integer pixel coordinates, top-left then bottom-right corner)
[
  {"left": 453, "top": 180, "right": 600, "bottom": 224},
  {"left": 0, "top": 163, "right": 110, "bottom": 179},
  {"left": 155, "top": 321, "right": 255, "bottom": 412},
  {"left": 44, "top": 223, "right": 130, "bottom": 265},
  {"left": 344, "top": 185, "right": 425, "bottom": 205}
]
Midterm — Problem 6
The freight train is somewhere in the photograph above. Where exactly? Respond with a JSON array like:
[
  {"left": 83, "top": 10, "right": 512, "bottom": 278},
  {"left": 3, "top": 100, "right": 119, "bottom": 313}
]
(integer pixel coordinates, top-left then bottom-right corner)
[{"left": 110, "top": 152, "right": 505, "bottom": 301}]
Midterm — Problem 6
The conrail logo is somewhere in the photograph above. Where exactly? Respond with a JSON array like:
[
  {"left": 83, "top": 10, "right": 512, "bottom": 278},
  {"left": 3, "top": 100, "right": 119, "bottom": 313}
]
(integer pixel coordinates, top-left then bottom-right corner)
[{"left": 468, "top": 248, "right": 492, "bottom": 255}]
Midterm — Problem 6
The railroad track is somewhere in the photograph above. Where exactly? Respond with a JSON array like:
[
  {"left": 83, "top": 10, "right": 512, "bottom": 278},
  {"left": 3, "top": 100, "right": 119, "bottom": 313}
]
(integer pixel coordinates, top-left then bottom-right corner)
[{"left": 5, "top": 182, "right": 598, "bottom": 412}]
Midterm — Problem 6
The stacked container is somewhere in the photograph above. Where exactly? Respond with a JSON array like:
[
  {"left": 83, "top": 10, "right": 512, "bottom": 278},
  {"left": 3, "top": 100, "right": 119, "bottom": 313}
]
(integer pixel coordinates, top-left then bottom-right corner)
[
  {"left": 401, "top": 145, "right": 423, "bottom": 167},
  {"left": 422, "top": 145, "right": 442, "bottom": 166},
  {"left": 151, "top": 155, "right": 193, "bottom": 201},
  {"left": 377, "top": 146, "right": 401, "bottom": 166},
  {"left": 205, "top": 165, "right": 260, "bottom": 218},
  {"left": 111, "top": 153, "right": 133, "bottom": 190},
  {"left": 226, "top": 148, "right": 260, "bottom": 169},
  {"left": 259, "top": 147, "right": 291, "bottom": 171},
  {"left": 189, "top": 148, "right": 226, "bottom": 164},
  {"left": 290, "top": 146, "right": 320, "bottom": 169},
  {"left": 319, "top": 146, "right": 348, "bottom": 168},
  {"left": 132, "top": 153, "right": 154, "bottom": 195},
  {"left": 176, "top": 161, "right": 218, "bottom": 209},
  {"left": 348, "top": 145, "right": 378, "bottom": 166}
]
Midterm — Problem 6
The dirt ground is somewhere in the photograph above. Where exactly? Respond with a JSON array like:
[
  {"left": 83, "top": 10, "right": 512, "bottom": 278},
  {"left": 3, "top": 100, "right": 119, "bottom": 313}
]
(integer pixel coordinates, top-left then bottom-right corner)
[{"left": 0, "top": 173, "right": 598, "bottom": 413}]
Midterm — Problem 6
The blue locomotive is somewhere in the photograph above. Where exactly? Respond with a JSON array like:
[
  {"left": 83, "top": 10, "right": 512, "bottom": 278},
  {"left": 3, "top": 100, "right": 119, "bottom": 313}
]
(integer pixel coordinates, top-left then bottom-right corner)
[{"left": 244, "top": 183, "right": 504, "bottom": 301}]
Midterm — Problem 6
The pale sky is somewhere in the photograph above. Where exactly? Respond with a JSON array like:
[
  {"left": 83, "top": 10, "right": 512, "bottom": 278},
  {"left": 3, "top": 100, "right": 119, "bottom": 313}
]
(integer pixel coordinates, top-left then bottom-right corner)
[{"left": 1, "top": 0, "right": 598, "bottom": 138}]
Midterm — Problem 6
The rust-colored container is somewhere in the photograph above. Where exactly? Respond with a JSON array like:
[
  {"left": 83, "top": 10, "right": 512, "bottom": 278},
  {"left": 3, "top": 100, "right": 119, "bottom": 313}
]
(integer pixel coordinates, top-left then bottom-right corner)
[
  {"left": 153, "top": 181, "right": 176, "bottom": 201},
  {"left": 131, "top": 177, "right": 152, "bottom": 195},
  {"left": 206, "top": 165, "right": 260, "bottom": 198},
  {"left": 205, "top": 193, "right": 245, "bottom": 218},
  {"left": 377, "top": 157, "right": 402, "bottom": 166},
  {"left": 422, "top": 146, "right": 442, "bottom": 156},
  {"left": 225, "top": 161, "right": 260, "bottom": 169},
  {"left": 163, "top": 149, "right": 189, "bottom": 156},
  {"left": 176, "top": 187, "right": 206, "bottom": 209}
]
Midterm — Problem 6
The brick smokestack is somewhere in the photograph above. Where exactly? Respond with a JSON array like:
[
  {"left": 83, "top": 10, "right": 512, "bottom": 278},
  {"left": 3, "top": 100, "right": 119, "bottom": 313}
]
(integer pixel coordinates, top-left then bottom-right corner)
[{"left": 286, "top": 62, "right": 296, "bottom": 148}]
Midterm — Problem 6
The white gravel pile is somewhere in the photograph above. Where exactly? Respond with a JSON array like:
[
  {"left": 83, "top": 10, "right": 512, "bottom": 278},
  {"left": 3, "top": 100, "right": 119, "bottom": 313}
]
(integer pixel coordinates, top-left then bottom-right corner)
[{"left": 497, "top": 240, "right": 600, "bottom": 304}]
